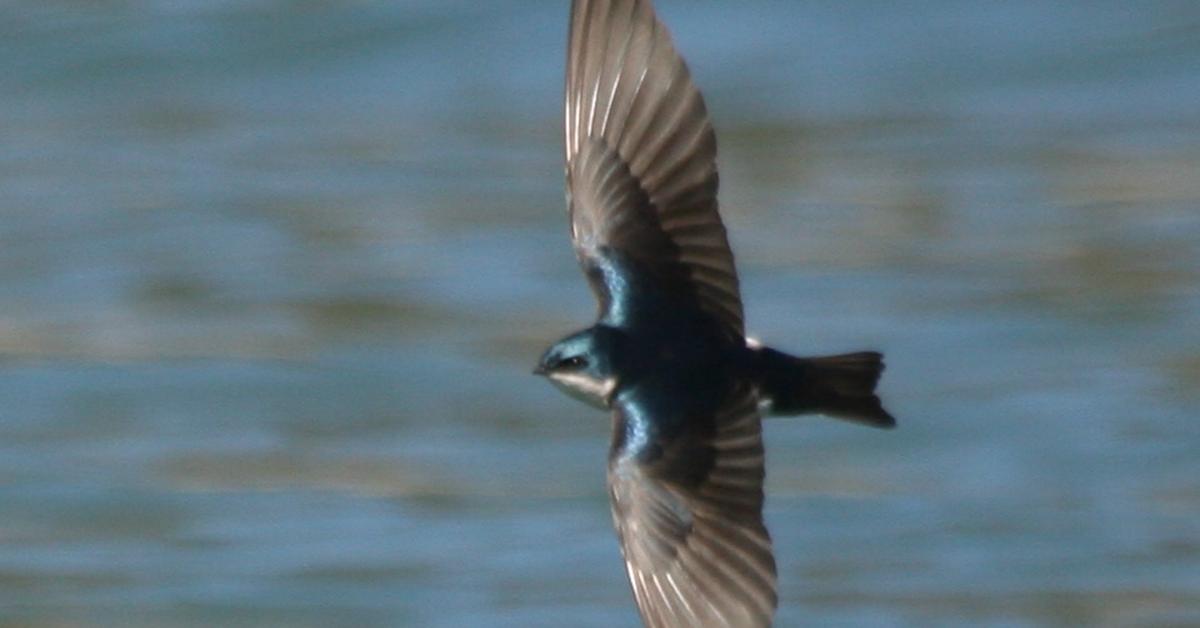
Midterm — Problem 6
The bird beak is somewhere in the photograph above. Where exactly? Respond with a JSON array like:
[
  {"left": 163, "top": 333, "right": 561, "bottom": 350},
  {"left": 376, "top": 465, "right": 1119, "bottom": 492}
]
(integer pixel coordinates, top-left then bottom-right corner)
[{"left": 532, "top": 364, "right": 547, "bottom": 376}]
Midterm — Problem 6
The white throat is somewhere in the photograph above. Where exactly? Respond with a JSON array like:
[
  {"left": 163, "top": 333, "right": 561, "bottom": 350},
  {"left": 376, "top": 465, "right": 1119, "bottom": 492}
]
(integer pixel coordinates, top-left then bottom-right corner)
[{"left": 548, "top": 371, "right": 617, "bottom": 409}]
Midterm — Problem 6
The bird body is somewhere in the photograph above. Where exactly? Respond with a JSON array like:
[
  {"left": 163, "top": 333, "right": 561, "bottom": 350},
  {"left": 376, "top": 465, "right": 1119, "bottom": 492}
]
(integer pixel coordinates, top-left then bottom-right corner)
[{"left": 535, "top": 1, "right": 896, "bottom": 625}]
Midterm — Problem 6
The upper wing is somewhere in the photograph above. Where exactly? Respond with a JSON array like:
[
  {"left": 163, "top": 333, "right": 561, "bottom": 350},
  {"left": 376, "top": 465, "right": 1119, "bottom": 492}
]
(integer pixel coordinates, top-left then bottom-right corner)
[
  {"left": 608, "top": 384, "right": 777, "bottom": 627},
  {"left": 565, "top": 0, "right": 744, "bottom": 336}
]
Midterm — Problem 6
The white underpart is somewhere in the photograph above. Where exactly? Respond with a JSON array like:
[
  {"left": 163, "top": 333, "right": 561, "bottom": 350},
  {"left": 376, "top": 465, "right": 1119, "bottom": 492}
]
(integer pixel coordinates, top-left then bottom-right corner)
[{"left": 548, "top": 371, "right": 616, "bottom": 407}]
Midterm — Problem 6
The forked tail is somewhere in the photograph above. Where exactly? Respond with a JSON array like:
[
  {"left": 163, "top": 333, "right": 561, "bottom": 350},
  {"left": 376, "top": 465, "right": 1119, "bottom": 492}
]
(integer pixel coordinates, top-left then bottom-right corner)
[{"left": 751, "top": 347, "right": 896, "bottom": 429}]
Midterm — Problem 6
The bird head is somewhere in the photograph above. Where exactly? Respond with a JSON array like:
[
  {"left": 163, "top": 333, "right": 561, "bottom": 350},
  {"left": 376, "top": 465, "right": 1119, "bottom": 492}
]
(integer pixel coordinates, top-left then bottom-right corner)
[{"left": 534, "top": 326, "right": 620, "bottom": 409}]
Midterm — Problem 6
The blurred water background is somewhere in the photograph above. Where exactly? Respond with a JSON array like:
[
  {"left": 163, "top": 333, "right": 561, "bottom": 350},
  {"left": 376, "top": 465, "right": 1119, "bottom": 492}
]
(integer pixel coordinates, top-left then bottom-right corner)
[{"left": 2, "top": 1, "right": 1199, "bottom": 626}]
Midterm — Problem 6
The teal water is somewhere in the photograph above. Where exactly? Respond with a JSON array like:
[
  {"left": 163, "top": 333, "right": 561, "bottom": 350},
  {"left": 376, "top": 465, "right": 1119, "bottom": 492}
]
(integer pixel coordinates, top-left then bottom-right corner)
[{"left": 2, "top": 1, "right": 1199, "bottom": 626}]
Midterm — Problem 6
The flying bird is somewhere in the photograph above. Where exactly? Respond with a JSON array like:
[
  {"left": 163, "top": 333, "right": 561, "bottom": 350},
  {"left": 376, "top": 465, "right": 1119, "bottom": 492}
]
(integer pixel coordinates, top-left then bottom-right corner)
[{"left": 534, "top": 1, "right": 896, "bottom": 625}]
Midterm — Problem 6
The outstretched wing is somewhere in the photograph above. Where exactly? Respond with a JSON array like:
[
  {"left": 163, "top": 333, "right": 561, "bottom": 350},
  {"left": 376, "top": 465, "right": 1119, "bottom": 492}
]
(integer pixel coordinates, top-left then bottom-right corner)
[
  {"left": 608, "top": 384, "right": 777, "bottom": 627},
  {"left": 565, "top": 0, "right": 744, "bottom": 336}
]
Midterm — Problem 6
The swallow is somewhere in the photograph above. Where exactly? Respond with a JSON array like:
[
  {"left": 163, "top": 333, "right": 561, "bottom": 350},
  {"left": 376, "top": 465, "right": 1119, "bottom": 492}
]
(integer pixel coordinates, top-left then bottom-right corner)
[{"left": 534, "top": 1, "right": 896, "bottom": 626}]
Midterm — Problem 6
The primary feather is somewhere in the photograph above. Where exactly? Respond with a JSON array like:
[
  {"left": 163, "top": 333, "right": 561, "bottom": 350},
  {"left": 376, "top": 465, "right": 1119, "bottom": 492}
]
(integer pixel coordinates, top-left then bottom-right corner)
[{"left": 566, "top": 0, "right": 744, "bottom": 336}]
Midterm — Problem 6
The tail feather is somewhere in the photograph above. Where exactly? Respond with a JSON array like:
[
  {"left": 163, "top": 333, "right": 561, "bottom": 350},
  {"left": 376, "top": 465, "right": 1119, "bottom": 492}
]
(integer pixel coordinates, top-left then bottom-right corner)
[{"left": 752, "top": 348, "right": 896, "bottom": 429}]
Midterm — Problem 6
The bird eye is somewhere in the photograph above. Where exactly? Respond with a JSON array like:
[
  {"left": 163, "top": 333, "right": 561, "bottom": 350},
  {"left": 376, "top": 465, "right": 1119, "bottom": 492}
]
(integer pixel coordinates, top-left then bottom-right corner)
[{"left": 558, "top": 356, "right": 587, "bottom": 369}]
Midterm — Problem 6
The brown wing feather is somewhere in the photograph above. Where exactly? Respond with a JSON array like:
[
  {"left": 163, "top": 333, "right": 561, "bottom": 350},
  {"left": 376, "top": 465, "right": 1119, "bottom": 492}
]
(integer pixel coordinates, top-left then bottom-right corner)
[
  {"left": 566, "top": 0, "right": 744, "bottom": 335},
  {"left": 608, "top": 386, "right": 778, "bottom": 627}
]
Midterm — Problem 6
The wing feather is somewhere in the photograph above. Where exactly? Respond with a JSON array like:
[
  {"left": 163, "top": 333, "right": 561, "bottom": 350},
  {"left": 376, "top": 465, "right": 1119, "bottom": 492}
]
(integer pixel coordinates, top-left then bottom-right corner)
[
  {"left": 566, "top": 0, "right": 744, "bottom": 335},
  {"left": 608, "top": 385, "right": 777, "bottom": 627}
]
